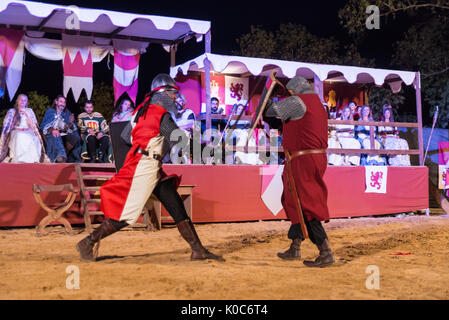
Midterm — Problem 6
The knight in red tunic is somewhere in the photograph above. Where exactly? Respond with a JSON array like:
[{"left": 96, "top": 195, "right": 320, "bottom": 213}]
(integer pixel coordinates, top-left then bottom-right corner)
[
  {"left": 76, "top": 74, "right": 223, "bottom": 262},
  {"left": 263, "top": 76, "right": 335, "bottom": 268}
]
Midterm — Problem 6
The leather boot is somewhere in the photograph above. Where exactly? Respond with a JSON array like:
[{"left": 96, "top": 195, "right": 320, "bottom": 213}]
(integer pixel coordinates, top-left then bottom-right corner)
[
  {"left": 76, "top": 219, "right": 118, "bottom": 262},
  {"left": 277, "top": 238, "right": 301, "bottom": 260},
  {"left": 303, "top": 239, "right": 335, "bottom": 268},
  {"left": 176, "top": 219, "right": 225, "bottom": 261}
]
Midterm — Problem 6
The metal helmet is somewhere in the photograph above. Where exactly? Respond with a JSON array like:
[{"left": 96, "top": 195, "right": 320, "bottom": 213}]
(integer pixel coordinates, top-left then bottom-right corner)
[
  {"left": 150, "top": 73, "right": 179, "bottom": 94},
  {"left": 286, "top": 76, "right": 315, "bottom": 95}
]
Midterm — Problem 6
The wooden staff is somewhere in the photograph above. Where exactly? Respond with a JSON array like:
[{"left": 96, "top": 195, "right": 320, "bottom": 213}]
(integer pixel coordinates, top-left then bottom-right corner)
[{"left": 247, "top": 70, "right": 283, "bottom": 143}]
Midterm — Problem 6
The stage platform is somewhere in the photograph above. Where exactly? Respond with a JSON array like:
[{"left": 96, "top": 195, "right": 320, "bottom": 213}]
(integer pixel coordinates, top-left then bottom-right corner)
[{"left": 0, "top": 163, "right": 428, "bottom": 227}]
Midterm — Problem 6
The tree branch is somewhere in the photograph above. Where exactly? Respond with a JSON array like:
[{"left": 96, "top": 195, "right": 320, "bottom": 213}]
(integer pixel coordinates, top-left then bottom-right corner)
[
  {"left": 379, "top": 3, "right": 449, "bottom": 17},
  {"left": 422, "top": 66, "right": 449, "bottom": 79}
]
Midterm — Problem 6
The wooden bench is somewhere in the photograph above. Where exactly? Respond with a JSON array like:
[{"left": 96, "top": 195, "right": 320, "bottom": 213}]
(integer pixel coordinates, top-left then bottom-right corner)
[{"left": 146, "top": 185, "right": 195, "bottom": 230}]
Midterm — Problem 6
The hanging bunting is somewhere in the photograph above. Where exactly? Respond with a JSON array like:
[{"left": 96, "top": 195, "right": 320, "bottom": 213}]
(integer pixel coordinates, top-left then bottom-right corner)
[
  {"left": 112, "top": 39, "right": 148, "bottom": 104},
  {"left": 113, "top": 50, "right": 140, "bottom": 103},
  {"left": 62, "top": 34, "right": 93, "bottom": 102},
  {"left": 0, "top": 28, "right": 25, "bottom": 101}
]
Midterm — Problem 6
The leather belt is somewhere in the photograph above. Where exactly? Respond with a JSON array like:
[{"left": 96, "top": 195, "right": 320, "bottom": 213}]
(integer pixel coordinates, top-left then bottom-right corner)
[
  {"left": 287, "top": 148, "right": 326, "bottom": 161},
  {"left": 136, "top": 148, "right": 162, "bottom": 161}
]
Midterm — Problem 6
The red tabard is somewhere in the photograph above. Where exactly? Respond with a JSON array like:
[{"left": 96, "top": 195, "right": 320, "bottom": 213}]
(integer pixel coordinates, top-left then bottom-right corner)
[
  {"left": 281, "top": 93, "right": 330, "bottom": 223},
  {"left": 100, "top": 104, "right": 168, "bottom": 221}
]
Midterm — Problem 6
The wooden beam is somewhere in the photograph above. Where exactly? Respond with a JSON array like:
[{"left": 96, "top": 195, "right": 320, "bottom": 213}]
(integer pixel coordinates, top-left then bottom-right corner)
[
  {"left": 2, "top": 24, "right": 176, "bottom": 45},
  {"left": 170, "top": 45, "right": 176, "bottom": 67},
  {"left": 110, "top": 26, "right": 126, "bottom": 36},
  {"left": 225, "top": 146, "right": 420, "bottom": 156},
  {"left": 328, "top": 119, "right": 420, "bottom": 128},
  {"left": 37, "top": 10, "right": 58, "bottom": 31}
]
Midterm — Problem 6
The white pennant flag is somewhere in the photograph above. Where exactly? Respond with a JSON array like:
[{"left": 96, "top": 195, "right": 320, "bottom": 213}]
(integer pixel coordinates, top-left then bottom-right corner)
[{"left": 260, "top": 165, "right": 284, "bottom": 216}]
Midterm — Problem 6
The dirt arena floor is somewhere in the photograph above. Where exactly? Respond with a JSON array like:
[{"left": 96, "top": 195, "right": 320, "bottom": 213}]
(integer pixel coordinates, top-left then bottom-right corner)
[{"left": 1, "top": 214, "right": 449, "bottom": 300}]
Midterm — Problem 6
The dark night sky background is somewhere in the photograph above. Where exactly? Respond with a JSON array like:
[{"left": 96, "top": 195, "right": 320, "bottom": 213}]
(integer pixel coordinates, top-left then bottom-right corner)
[{"left": 2, "top": 0, "right": 412, "bottom": 115}]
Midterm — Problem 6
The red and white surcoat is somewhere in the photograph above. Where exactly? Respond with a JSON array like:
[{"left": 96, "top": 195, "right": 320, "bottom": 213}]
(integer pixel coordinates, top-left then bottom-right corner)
[{"left": 100, "top": 103, "right": 175, "bottom": 224}]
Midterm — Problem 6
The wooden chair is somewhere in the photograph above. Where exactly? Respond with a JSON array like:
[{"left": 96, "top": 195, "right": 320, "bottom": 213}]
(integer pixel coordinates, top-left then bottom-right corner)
[{"left": 32, "top": 184, "right": 78, "bottom": 236}]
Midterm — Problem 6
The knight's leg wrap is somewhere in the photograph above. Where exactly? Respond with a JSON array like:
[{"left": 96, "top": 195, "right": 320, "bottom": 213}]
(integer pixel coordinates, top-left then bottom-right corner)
[
  {"left": 76, "top": 218, "right": 128, "bottom": 262},
  {"left": 175, "top": 219, "right": 225, "bottom": 261},
  {"left": 152, "top": 178, "right": 189, "bottom": 224}
]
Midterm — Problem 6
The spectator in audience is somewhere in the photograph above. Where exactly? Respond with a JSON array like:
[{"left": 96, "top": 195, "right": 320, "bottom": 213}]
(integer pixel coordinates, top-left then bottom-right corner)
[
  {"left": 327, "top": 124, "right": 343, "bottom": 166},
  {"left": 0, "top": 94, "right": 45, "bottom": 163},
  {"left": 111, "top": 98, "right": 135, "bottom": 123},
  {"left": 40, "top": 95, "right": 81, "bottom": 163},
  {"left": 335, "top": 106, "right": 362, "bottom": 165},
  {"left": 211, "top": 97, "right": 224, "bottom": 115},
  {"left": 226, "top": 103, "right": 263, "bottom": 165},
  {"left": 354, "top": 105, "right": 386, "bottom": 165},
  {"left": 378, "top": 104, "right": 411, "bottom": 166},
  {"left": 165, "top": 93, "right": 196, "bottom": 164},
  {"left": 171, "top": 93, "right": 196, "bottom": 135},
  {"left": 78, "top": 100, "right": 110, "bottom": 163},
  {"left": 348, "top": 101, "right": 360, "bottom": 121}
]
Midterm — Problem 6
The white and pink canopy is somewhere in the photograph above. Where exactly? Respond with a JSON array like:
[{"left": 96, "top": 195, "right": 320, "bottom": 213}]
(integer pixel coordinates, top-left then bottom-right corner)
[
  {"left": 0, "top": 1, "right": 211, "bottom": 101},
  {"left": 170, "top": 53, "right": 419, "bottom": 93},
  {"left": 170, "top": 53, "right": 424, "bottom": 163},
  {"left": 0, "top": 0, "right": 210, "bottom": 44}
]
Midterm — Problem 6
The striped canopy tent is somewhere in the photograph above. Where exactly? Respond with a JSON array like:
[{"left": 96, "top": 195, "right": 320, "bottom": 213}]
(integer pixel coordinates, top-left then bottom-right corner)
[
  {"left": 170, "top": 53, "right": 424, "bottom": 163},
  {"left": 0, "top": 0, "right": 211, "bottom": 101}
]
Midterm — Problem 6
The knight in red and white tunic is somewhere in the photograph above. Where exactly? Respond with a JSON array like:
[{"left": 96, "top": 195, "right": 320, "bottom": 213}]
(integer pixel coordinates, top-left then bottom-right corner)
[{"left": 76, "top": 74, "right": 223, "bottom": 263}]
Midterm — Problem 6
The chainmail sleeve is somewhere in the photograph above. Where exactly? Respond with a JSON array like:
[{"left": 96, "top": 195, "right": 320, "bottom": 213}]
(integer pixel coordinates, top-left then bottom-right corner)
[
  {"left": 265, "top": 96, "right": 307, "bottom": 122},
  {"left": 160, "top": 113, "right": 189, "bottom": 151}
]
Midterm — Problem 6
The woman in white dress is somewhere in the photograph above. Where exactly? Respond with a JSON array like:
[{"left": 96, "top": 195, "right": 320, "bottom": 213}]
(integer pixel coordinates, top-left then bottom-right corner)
[
  {"left": 378, "top": 105, "right": 411, "bottom": 166},
  {"left": 335, "top": 106, "right": 362, "bottom": 165},
  {"left": 354, "top": 105, "right": 386, "bottom": 165},
  {"left": 0, "top": 94, "right": 43, "bottom": 163}
]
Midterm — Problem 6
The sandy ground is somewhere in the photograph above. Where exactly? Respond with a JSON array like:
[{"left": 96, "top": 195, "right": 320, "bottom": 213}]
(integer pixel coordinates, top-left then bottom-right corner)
[{"left": 1, "top": 214, "right": 449, "bottom": 300}]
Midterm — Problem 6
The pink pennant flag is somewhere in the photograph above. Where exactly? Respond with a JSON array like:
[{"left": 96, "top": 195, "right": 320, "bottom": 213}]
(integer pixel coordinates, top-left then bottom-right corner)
[
  {"left": 0, "top": 28, "right": 25, "bottom": 100},
  {"left": 113, "top": 50, "right": 140, "bottom": 103}
]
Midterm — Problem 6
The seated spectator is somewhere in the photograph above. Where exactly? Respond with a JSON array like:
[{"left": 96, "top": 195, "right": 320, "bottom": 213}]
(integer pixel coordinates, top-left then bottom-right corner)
[
  {"left": 164, "top": 93, "right": 196, "bottom": 164},
  {"left": 171, "top": 93, "right": 196, "bottom": 135},
  {"left": 378, "top": 104, "right": 411, "bottom": 166},
  {"left": 327, "top": 124, "right": 343, "bottom": 166},
  {"left": 354, "top": 105, "right": 386, "bottom": 166},
  {"left": 211, "top": 97, "right": 224, "bottom": 115},
  {"left": 111, "top": 98, "right": 134, "bottom": 123},
  {"left": 348, "top": 101, "right": 360, "bottom": 121},
  {"left": 226, "top": 104, "right": 262, "bottom": 165},
  {"left": 335, "top": 106, "right": 362, "bottom": 166},
  {"left": 78, "top": 100, "right": 110, "bottom": 163},
  {"left": 199, "top": 97, "right": 225, "bottom": 141},
  {"left": 40, "top": 95, "right": 81, "bottom": 163},
  {"left": 0, "top": 94, "right": 45, "bottom": 163}
]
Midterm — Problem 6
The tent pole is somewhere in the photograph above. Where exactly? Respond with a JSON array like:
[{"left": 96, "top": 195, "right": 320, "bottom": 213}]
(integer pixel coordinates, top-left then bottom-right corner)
[
  {"left": 204, "top": 30, "right": 212, "bottom": 143},
  {"left": 415, "top": 72, "right": 424, "bottom": 165},
  {"left": 314, "top": 74, "right": 324, "bottom": 102},
  {"left": 170, "top": 45, "right": 176, "bottom": 67}
]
